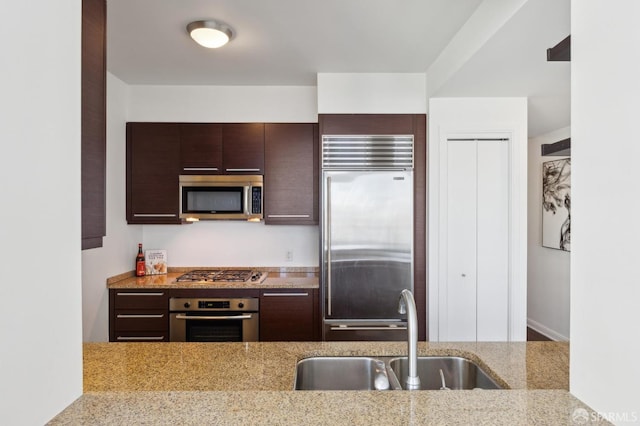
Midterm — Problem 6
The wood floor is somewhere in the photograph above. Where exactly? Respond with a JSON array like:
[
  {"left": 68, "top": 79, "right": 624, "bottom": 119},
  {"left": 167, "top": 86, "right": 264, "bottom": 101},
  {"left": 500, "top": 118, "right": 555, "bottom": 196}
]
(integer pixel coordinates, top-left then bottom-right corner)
[{"left": 527, "top": 327, "right": 552, "bottom": 341}]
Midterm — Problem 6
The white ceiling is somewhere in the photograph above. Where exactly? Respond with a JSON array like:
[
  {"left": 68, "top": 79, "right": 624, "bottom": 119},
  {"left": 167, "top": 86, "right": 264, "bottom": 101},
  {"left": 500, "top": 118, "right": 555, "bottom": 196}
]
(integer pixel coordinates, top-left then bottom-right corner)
[
  {"left": 106, "top": 0, "right": 570, "bottom": 137},
  {"left": 432, "top": 0, "right": 571, "bottom": 137}
]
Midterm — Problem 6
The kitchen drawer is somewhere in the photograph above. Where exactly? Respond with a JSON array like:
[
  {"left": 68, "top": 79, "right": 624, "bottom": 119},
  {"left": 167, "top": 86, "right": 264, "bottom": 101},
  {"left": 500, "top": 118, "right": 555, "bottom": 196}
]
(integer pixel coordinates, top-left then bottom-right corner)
[
  {"left": 113, "top": 290, "right": 169, "bottom": 309},
  {"left": 112, "top": 331, "right": 168, "bottom": 342},
  {"left": 114, "top": 310, "right": 168, "bottom": 331},
  {"left": 260, "top": 288, "right": 320, "bottom": 341}
]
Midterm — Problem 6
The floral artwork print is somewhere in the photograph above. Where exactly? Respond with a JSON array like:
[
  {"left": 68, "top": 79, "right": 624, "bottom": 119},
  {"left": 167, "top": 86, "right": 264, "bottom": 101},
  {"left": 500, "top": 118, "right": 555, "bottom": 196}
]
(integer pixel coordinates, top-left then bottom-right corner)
[{"left": 542, "top": 158, "right": 571, "bottom": 251}]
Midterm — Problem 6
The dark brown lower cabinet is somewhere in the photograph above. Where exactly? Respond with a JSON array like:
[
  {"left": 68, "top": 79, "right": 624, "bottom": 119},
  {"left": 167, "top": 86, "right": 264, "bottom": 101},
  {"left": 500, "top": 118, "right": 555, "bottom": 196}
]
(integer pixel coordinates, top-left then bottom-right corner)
[
  {"left": 109, "top": 289, "right": 169, "bottom": 342},
  {"left": 259, "top": 288, "right": 320, "bottom": 341},
  {"left": 109, "top": 287, "right": 320, "bottom": 342}
]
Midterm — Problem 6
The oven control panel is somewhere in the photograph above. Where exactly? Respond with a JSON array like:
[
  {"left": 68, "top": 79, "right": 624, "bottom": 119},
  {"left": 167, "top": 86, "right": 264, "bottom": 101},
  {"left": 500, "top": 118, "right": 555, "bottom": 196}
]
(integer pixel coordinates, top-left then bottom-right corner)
[
  {"left": 169, "top": 297, "right": 258, "bottom": 312},
  {"left": 199, "top": 300, "right": 230, "bottom": 309}
]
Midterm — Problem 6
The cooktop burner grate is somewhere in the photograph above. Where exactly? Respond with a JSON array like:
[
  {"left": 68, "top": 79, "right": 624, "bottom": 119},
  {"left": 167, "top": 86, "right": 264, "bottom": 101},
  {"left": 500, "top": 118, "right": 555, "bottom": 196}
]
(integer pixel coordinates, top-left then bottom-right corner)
[{"left": 176, "top": 269, "right": 263, "bottom": 283}]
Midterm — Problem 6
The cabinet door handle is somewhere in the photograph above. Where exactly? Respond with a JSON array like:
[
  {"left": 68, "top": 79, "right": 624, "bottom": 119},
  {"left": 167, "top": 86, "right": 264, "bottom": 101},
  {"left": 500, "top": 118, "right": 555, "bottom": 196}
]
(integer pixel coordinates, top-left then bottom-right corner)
[
  {"left": 183, "top": 167, "right": 219, "bottom": 171},
  {"left": 225, "top": 168, "right": 261, "bottom": 172},
  {"left": 116, "top": 314, "right": 165, "bottom": 319},
  {"left": 262, "top": 292, "right": 309, "bottom": 297},
  {"left": 326, "top": 175, "right": 332, "bottom": 316},
  {"left": 116, "top": 292, "right": 165, "bottom": 296},
  {"left": 133, "top": 214, "right": 177, "bottom": 218},
  {"left": 116, "top": 336, "right": 165, "bottom": 341},
  {"left": 267, "top": 214, "right": 311, "bottom": 218}
]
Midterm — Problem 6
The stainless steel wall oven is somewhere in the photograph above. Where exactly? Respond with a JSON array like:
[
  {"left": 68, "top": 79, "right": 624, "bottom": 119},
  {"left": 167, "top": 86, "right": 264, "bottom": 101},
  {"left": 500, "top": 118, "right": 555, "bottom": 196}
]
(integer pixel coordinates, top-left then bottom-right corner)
[{"left": 169, "top": 297, "right": 259, "bottom": 342}]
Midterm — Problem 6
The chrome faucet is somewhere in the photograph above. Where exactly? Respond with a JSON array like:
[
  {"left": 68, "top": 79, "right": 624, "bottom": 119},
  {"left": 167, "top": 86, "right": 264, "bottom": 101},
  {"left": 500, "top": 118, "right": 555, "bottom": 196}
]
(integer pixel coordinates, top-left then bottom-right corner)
[{"left": 398, "top": 289, "right": 421, "bottom": 390}]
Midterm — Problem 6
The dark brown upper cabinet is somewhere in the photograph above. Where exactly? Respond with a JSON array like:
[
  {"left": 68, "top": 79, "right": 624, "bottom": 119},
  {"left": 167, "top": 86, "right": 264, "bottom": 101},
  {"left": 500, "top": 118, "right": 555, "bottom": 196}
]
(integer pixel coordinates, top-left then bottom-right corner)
[
  {"left": 179, "top": 123, "right": 265, "bottom": 174},
  {"left": 221, "top": 123, "right": 265, "bottom": 174},
  {"left": 179, "top": 124, "right": 223, "bottom": 174},
  {"left": 81, "top": 0, "right": 106, "bottom": 249},
  {"left": 264, "top": 123, "right": 318, "bottom": 225},
  {"left": 126, "top": 123, "right": 182, "bottom": 224}
]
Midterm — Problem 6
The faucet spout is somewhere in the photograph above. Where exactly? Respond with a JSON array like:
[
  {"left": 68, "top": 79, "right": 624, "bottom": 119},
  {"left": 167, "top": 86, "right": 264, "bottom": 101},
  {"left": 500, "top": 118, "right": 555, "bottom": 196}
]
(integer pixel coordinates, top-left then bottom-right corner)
[{"left": 398, "top": 289, "right": 420, "bottom": 390}]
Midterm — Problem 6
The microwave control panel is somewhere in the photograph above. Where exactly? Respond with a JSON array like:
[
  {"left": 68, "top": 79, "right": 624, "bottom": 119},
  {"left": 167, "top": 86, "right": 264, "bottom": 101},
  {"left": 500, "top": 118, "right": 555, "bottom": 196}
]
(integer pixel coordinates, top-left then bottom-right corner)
[{"left": 251, "top": 187, "right": 262, "bottom": 214}]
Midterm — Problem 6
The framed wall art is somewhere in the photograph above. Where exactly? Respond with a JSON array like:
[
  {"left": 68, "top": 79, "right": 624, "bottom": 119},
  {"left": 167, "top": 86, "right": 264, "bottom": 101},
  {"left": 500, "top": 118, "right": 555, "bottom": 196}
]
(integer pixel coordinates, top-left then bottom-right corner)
[{"left": 542, "top": 158, "right": 571, "bottom": 251}]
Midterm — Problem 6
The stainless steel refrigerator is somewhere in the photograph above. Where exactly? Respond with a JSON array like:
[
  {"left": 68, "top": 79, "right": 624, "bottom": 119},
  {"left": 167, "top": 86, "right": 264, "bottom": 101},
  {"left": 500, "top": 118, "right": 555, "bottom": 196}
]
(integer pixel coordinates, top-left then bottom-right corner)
[{"left": 321, "top": 135, "right": 414, "bottom": 341}]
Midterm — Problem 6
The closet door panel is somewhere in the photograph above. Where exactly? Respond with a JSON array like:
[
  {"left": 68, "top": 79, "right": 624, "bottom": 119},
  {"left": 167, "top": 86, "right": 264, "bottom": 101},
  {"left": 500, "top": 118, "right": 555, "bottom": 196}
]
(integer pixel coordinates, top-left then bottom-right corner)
[
  {"left": 476, "top": 140, "right": 510, "bottom": 341},
  {"left": 445, "top": 140, "right": 477, "bottom": 341}
]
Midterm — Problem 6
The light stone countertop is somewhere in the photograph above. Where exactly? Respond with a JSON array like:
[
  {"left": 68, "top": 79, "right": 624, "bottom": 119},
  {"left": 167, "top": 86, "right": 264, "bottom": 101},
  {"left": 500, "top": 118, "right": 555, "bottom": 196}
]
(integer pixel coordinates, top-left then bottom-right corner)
[
  {"left": 48, "top": 341, "right": 610, "bottom": 425},
  {"left": 107, "top": 267, "right": 319, "bottom": 289}
]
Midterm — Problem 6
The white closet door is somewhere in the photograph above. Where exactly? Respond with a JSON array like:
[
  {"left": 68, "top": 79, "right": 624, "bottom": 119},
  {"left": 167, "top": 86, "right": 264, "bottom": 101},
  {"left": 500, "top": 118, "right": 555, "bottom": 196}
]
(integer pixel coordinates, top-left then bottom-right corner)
[
  {"left": 476, "top": 140, "right": 509, "bottom": 341},
  {"left": 442, "top": 138, "right": 510, "bottom": 342},
  {"left": 445, "top": 140, "right": 477, "bottom": 341}
]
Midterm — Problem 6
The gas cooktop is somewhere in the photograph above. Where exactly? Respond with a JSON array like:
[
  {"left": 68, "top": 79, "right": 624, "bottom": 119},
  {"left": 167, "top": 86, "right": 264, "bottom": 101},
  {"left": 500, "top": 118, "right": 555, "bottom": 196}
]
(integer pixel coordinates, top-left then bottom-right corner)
[{"left": 175, "top": 269, "right": 266, "bottom": 283}]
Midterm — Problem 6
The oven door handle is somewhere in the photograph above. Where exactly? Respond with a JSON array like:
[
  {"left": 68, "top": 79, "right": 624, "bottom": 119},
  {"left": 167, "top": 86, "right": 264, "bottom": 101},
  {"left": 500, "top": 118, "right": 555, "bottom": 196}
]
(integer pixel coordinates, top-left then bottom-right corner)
[{"left": 173, "top": 314, "right": 254, "bottom": 321}]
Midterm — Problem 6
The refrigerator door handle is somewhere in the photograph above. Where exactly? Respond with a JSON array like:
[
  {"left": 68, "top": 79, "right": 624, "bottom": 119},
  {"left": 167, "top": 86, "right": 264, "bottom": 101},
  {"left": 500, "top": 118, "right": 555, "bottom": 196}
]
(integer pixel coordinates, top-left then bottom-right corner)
[{"left": 326, "top": 175, "right": 332, "bottom": 316}]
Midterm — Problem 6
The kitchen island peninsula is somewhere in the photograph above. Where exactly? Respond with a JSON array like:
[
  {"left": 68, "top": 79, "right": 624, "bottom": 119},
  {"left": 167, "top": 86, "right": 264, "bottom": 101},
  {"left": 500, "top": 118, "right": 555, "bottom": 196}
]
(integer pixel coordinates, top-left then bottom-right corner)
[{"left": 48, "top": 341, "right": 609, "bottom": 425}]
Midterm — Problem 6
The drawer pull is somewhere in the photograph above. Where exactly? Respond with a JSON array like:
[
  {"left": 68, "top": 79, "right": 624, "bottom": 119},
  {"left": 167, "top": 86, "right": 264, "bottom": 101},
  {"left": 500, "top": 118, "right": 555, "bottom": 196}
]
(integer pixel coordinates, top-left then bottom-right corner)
[
  {"left": 262, "top": 292, "right": 309, "bottom": 297},
  {"left": 116, "top": 336, "right": 165, "bottom": 341},
  {"left": 133, "top": 214, "right": 177, "bottom": 218},
  {"left": 116, "top": 314, "right": 164, "bottom": 319},
  {"left": 225, "top": 168, "right": 261, "bottom": 172},
  {"left": 267, "top": 214, "right": 311, "bottom": 218},
  {"left": 183, "top": 167, "right": 219, "bottom": 171},
  {"left": 330, "top": 326, "right": 407, "bottom": 331},
  {"left": 116, "top": 292, "right": 165, "bottom": 297}
]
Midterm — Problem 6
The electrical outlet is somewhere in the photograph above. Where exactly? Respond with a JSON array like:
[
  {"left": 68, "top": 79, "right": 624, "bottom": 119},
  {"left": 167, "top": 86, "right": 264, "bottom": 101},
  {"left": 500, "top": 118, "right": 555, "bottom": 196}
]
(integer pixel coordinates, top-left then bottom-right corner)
[{"left": 285, "top": 250, "right": 293, "bottom": 262}]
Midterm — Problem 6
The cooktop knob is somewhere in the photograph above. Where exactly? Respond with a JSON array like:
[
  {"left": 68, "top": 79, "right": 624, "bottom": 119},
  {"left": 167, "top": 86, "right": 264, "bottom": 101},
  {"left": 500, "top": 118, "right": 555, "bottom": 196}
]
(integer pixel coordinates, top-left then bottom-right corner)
[
  {"left": 238, "top": 302, "right": 245, "bottom": 308},
  {"left": 183, "top": 302, "right": 191, "bottom": 309}
]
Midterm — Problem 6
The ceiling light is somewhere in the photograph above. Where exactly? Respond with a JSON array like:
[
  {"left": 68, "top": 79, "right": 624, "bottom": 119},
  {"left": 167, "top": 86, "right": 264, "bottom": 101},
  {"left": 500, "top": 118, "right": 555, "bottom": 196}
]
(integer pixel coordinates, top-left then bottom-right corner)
[{"left": 187, "top": 20, "right": 234, "bottom": 48}]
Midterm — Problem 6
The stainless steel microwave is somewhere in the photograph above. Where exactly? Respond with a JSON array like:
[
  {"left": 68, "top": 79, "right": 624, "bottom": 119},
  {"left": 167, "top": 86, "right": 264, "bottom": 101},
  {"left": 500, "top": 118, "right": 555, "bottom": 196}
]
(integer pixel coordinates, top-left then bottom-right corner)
[{"left": 179, "top": 175, "right": 263, "bottom": 221}]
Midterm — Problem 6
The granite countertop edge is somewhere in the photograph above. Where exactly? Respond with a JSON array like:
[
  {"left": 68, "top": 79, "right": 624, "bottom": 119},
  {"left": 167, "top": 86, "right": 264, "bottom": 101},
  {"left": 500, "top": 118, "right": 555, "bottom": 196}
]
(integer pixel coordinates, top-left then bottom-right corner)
[
  {"left": 49, "top": 389, "right": 607, "bottom": 425},
  {"left": 107, "top": 267, "right": 319, "bottom": 289}
]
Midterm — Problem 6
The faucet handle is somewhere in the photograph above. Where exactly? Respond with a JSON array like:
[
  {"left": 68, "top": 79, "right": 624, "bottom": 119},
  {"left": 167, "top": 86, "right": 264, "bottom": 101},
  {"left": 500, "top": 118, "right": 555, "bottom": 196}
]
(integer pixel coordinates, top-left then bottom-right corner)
[{"left": 373, "top": 360, "right": 390, "bottom": 390}]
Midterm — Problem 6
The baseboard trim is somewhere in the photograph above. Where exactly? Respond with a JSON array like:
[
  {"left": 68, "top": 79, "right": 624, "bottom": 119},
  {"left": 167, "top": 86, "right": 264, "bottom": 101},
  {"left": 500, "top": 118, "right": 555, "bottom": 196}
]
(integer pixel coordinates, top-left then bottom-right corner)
[{"left": 527, "top": 318, "right": 569, "bottom": 342}]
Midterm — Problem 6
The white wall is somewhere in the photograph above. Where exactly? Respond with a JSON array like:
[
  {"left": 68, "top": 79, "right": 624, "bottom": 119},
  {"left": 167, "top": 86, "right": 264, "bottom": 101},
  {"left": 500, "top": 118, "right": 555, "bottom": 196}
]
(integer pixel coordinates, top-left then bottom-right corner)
[
  {"left": 317, "top": 73, "right": 427, "bottom": 113},
  {"left": 527, "top": 127, "right": 570, "bottom": 341},
  {"left": 82, "top": 73, "right": 142, "bottom": 342},
  {"left": 428, "top": 97, "right": 528, "bottom": 342},
  {"left": 129, "top": 85, "right": 317, "bottom": 123},
  {"left": 143, "top": 222, "right": 318, "bottom": 267},
  {"left": 0, "top": 2, "right": 83, "bottom": 424},
  {"left": 571, "top": 1, "right": 640, "bottom": 421}
]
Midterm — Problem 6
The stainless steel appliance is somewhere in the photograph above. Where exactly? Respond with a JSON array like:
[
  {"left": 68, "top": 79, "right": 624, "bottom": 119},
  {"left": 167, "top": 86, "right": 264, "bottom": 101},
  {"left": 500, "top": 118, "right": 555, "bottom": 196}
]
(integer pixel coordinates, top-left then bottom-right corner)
[
  {"left": 179, "top": 175, "right": 263, "bottom": 221},
  {"left": 321, "top": 135, "right": 414, "bottom": 341},
  {"left": 169, "top": 297, "right": 259, "bottom": 342},
  {"left": 175, "top": 269, "right": 266, "bottom": 283}
]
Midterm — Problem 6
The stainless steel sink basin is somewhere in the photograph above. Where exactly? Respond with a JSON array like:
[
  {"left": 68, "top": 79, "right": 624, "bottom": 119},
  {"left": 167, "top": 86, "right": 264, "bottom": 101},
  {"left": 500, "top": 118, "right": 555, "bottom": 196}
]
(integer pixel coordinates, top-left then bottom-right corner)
[
  {"left": 388, "top": 356, "right": 502, "bottom": 390},
  {"left": 294, "top": 357, "right": 391, "bottom": 390},
  {"left": 294, "top": 356, "right": 503, "bottom": 391}
]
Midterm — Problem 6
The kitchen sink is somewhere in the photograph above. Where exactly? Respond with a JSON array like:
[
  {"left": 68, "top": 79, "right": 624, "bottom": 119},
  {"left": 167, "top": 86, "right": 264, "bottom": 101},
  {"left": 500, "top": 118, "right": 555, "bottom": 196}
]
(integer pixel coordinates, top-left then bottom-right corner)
[
  {"left": 294, "top": 356, "right": 503, "bottom": 391},
  {"left": 294, "top": 357, "right": 391, "bottom": 390},
  {"left": 388, "top": 356, "right": 502, "bottom": 390}
]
